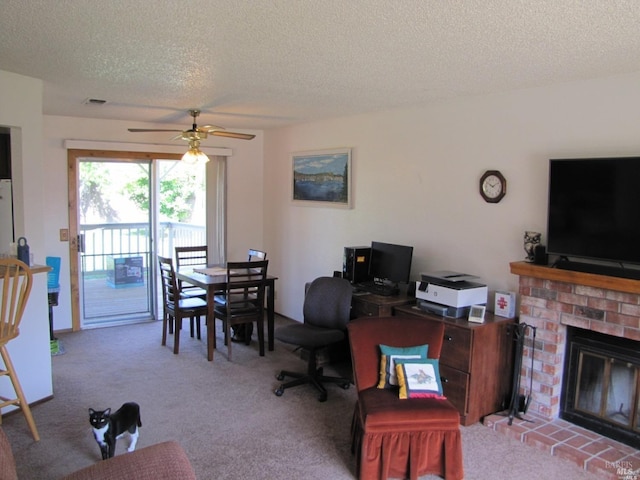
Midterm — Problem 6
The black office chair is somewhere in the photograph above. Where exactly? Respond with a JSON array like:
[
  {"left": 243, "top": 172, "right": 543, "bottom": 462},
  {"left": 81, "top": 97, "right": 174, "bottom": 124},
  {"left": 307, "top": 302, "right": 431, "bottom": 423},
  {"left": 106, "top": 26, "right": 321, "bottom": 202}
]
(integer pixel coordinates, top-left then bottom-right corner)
[{"left": 274, "top": 276, "right": 353, "bottom": 402}]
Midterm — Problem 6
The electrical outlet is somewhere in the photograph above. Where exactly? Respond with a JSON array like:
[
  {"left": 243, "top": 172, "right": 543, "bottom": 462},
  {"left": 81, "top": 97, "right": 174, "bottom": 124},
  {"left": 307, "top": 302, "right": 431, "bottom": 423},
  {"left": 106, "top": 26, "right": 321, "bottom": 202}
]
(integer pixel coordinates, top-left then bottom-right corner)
[{"left": 59, "top": 229, "right": 69, "bottom": 241}]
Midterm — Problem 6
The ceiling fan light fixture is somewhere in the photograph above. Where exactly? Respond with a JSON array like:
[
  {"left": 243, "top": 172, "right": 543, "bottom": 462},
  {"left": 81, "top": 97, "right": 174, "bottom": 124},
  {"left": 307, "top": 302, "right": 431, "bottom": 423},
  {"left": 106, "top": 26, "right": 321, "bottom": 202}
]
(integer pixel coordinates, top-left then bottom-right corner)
[{"left": 181, "top": 140, "right": 209, "bottom": 165}]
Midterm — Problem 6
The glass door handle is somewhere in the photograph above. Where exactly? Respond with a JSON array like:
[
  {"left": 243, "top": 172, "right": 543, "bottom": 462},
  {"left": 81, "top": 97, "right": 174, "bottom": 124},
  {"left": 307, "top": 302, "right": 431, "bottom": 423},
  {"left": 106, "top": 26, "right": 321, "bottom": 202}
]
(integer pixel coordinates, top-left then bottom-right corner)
[{"left": 77, "top": 234, "right": 85, "bottom": 253}]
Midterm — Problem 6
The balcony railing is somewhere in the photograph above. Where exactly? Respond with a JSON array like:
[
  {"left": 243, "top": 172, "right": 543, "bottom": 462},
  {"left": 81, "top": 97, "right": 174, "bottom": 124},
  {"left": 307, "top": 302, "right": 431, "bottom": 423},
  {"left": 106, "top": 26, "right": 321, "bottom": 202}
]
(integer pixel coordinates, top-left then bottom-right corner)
[
  {"left": 79, "top": 222, "right": 205, "bottom": 324},
  {"left": 80, "top": 222, "right": 206, "bottom": 272}
]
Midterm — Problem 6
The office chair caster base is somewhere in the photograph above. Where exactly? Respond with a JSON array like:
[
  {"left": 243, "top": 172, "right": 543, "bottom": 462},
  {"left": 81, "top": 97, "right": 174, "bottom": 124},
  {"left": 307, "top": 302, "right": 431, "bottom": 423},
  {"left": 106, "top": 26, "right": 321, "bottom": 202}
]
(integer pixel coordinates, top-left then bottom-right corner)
[
  {"left": 276, "top": 372, "right": 286, "bottom": 381},
  {"left": 274, "top": 386, "right": 285, "bottom": 396}
]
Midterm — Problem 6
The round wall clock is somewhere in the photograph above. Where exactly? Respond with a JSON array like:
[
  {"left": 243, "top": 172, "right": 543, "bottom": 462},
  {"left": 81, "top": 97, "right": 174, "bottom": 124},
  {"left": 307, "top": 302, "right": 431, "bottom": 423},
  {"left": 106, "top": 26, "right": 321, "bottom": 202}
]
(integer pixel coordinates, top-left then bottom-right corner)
[{"left": 479, "top": 170, "right": 506, "bottom": 203}]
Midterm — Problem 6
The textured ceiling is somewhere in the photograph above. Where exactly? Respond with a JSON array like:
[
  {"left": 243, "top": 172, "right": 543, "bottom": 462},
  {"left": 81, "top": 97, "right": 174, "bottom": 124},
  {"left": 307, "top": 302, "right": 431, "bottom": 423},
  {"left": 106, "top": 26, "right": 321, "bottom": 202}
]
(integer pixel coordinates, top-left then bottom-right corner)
[{"left": 1, "top": 1, "right": 640, "bottom": 131}]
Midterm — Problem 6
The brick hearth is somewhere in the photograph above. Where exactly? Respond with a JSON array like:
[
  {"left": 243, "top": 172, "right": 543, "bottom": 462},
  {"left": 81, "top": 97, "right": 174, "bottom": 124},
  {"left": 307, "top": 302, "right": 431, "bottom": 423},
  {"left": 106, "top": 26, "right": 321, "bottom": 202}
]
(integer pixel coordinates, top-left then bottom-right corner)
[
  {"left": 484, "top": 411, "right": 640, "bottom": 479},
  {"left": 483, "top": 262, "right": 640, "bottom": 478}
]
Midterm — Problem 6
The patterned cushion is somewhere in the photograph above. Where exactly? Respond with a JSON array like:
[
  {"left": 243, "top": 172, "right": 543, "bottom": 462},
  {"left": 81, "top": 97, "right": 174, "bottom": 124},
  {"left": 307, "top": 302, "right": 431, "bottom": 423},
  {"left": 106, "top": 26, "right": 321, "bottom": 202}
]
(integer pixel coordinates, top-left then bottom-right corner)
[
  {"left": 395, "top": 359, "right": 446, "bottom": 399},
  {"left": 377, "top": 344, "right": 428, "bottom": 389}
]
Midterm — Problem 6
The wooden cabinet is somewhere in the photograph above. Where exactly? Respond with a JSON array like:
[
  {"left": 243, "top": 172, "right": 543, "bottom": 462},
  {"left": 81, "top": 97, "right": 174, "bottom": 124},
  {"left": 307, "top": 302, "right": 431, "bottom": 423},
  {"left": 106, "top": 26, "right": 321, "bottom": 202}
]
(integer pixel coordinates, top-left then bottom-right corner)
[
  {"left": 395, "top": 305, "right": 515, "bottom": 426},
  {"left": 351, "top": 292, "right": 414, "bottom": 318}
]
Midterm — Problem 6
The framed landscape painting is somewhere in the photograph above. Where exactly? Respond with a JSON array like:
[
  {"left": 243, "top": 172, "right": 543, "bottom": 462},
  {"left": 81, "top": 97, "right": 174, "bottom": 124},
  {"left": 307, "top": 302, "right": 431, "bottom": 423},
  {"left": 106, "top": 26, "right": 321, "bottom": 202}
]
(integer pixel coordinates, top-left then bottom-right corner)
[{"left": 292, "top": 148, "right": 352, "bottom": 208}]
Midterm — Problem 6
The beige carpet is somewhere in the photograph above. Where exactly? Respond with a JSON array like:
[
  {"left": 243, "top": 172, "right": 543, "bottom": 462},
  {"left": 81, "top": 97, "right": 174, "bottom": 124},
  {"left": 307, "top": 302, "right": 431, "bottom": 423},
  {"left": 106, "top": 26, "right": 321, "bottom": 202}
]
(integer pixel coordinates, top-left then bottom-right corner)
[{"left": 2, "top": 317, "right": 601, "bottom": 479}]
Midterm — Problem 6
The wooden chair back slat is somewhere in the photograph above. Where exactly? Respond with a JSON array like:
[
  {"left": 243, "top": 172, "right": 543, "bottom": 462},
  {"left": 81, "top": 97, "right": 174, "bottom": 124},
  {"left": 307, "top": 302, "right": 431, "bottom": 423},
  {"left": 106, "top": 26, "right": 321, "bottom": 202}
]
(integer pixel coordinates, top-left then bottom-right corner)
[
  {"left": 175, "top": 246, "right": 208, "bottom": 269},
  {"left": 0, "top": 259, "right": 33, "bottom": 344},
  {"left": 158, "top": 256, "right": 179, "bottom": 306}
]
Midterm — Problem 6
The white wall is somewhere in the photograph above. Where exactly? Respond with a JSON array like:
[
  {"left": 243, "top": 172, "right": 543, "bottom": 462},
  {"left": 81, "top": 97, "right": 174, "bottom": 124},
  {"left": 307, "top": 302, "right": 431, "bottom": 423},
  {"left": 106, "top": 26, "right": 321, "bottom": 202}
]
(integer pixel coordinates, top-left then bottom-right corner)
[
  {"left": 43, "top": 115, "right": 263, "bottom": 331},
  {"left": 0, "top": 70, "right": 52, "bottom": 406},
  {"left": 264, "top": 72, "right": 640, "bottom": 321},
  {"left": 0, "top": 71, "right": 45, "bottom": 259}
]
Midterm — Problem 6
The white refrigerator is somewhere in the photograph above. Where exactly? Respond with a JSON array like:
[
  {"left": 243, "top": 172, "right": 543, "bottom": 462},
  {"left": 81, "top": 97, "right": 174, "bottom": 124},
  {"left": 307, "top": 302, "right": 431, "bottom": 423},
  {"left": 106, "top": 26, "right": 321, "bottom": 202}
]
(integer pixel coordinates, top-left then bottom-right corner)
[{"left": 0, "top": 179, "right": 14, "bottom": 252}]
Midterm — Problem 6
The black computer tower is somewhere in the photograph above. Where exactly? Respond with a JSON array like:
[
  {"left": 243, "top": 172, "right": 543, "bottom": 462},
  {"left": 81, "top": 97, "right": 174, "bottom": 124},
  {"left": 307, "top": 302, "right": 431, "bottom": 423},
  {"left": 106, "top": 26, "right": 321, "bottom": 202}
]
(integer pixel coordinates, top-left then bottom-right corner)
[{"left": 343, "top": 246, "right": 371, "bottom": 284}]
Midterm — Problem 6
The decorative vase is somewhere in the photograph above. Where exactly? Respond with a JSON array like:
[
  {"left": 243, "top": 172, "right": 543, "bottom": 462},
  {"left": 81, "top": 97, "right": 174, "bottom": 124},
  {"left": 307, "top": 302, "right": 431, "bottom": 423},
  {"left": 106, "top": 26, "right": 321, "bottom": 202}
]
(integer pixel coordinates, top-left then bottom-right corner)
[{"left": 524, "top": 231, "right": 541, "bottom": 262}]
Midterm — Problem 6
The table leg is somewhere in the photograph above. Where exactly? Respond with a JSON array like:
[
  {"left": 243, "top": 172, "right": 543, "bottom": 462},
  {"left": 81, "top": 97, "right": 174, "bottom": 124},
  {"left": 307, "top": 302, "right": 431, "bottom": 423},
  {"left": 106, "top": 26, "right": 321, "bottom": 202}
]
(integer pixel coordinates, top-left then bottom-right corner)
[
  {"left": 257, "top": 313, "right": 265, "bottom": 356},
  {"left": 267, "top": 280, "right": 275, "bottom": 351},
  {"left": 207, "top": 289, "right": 215, "bottom": 361}
]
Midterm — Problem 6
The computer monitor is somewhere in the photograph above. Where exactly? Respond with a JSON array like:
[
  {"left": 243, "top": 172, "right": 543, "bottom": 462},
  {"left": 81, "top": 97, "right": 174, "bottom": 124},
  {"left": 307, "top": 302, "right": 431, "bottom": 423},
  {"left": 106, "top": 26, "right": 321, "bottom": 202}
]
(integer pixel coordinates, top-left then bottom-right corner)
[{"left": 369, "top": 241, "right": 413, "bottom": 285}]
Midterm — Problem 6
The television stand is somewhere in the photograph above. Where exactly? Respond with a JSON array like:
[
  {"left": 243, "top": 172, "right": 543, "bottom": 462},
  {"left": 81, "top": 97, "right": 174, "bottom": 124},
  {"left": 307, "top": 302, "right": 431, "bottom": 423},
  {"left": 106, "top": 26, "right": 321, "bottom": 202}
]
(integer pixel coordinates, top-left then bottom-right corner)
[{"left": 554, "top": 259, "right": 640, "bottom": 280}]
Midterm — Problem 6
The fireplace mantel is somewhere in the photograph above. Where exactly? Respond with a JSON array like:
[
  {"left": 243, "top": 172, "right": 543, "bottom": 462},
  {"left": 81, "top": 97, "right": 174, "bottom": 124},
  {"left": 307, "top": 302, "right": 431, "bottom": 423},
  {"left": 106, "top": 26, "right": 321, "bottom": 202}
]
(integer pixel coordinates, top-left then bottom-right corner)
[{"left": 510, "top": 261, "right": 640, "bottom": 294}]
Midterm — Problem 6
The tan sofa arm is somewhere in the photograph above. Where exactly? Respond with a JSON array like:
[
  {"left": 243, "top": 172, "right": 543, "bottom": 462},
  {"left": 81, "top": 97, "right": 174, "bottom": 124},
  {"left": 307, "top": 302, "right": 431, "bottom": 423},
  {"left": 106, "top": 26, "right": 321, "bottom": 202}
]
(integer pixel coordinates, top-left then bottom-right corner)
[{"left": 60, "top": 441, "right": 196, "bottom": 480}]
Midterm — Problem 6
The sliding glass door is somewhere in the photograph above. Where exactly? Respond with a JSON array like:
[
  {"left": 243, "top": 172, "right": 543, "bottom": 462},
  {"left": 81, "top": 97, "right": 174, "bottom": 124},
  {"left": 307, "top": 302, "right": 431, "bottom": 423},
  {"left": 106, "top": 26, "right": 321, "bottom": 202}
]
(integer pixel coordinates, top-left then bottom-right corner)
[
  {"left": 79, "top": 160, "right": 154, "bottom": 326},
  {"left": 77, "top": 158, "right": 207, "bottom": 327},
  {"left": 67, "top": 148, "right": 223, "bottom": 331}
]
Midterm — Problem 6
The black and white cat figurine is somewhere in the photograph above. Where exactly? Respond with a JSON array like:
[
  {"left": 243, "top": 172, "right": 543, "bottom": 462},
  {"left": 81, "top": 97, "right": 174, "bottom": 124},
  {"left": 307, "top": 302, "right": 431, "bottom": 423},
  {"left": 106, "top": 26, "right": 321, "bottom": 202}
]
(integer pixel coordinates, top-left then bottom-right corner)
[{"left": 89, "top": 402, "right": 142, "bottom": 460}]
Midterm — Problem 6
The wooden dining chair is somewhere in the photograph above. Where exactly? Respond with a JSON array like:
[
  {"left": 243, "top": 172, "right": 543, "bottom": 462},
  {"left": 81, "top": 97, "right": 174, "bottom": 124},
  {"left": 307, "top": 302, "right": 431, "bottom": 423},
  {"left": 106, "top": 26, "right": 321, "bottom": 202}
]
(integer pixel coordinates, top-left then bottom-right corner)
[
  {"left": 0, "top": 258, "right": 39, "bottom": 441},
  {"left": 245, "top": 249, "right": 267, "bottom": 300},
  {"left": 175, "top": 246, "right": 209, "bottom": 338},
  {"left": 213, "top": 260, "right": 268, "bottom": 361},
  {"left": 247, "top": 249, "right": 267, "bottom": 261},
  {"left": 174, "top": 245, "right": 208, "bottom": 297},
  {"left": 227, "top": 249, "right": 268, "bottom": 343},
  {"left": 158, "top": 256, "right": 209, "bottom": 355}
]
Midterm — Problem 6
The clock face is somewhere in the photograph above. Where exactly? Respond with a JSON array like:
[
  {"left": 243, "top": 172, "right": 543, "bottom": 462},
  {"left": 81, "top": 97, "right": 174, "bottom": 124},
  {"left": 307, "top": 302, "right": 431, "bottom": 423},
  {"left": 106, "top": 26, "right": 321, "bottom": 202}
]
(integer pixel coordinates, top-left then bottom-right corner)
[
  {"left": 482, "top": 175, "right": 503, "bottom": 197},
  {"left": 479, "top": 170, "right": 506, "bottom": 203}
]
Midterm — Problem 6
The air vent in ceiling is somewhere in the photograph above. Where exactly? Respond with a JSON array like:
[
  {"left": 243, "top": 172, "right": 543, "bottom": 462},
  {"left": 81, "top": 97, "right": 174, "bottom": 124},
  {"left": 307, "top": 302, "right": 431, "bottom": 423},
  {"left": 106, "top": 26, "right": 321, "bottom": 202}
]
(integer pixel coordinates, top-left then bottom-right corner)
[{"left": 82, "top": 98, "right": 107, "bottom": 105}]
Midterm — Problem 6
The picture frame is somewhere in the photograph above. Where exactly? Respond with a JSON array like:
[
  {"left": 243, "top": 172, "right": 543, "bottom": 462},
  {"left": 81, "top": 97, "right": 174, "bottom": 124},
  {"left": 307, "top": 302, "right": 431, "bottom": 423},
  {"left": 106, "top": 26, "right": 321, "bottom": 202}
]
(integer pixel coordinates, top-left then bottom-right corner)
[{"left": 291, "top": 148, "right": 352, "bottom": 208}]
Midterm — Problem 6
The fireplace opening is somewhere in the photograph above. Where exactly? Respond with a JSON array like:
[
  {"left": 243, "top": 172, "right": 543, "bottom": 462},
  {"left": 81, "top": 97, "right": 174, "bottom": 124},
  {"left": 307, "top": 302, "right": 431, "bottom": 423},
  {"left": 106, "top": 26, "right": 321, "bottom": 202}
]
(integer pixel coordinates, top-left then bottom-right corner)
[{"left": 561, "top": 327, "right": 639, "bottom": 449}]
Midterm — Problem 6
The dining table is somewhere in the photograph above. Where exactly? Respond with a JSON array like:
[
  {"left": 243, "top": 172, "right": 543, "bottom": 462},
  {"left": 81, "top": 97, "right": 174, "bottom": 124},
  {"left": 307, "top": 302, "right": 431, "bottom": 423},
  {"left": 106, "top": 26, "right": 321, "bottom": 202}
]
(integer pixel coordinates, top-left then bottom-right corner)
[{"left": 176, "top": 266, "right": 278, "bottom": 361}]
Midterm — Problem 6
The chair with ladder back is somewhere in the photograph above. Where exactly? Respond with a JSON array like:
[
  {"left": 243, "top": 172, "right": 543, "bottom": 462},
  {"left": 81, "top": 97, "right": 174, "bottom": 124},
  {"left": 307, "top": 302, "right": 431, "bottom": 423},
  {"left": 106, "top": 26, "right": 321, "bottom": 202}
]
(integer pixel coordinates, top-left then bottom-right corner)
[
  {"left": 158, "top": 256, "right": 209, "bottom": 355},
  {"left": 175, "top": 246, "right": 208, "bottom": 339},
  {"left": 0, "top": 258, "right": 40, "bottom": 441},
  {"left": 213, "top": 260, "right": 268, "bottom": 360}
]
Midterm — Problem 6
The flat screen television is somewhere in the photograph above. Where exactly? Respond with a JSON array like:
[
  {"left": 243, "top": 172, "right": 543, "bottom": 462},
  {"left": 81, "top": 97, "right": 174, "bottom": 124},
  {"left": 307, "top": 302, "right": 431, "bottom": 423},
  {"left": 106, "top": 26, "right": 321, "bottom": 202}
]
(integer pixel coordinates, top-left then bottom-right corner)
[
  {"left": 547, "top": 157, "right": 640, "bottom": 268},
  {"left": 368, "top": 241, "right": 413, "bottom": 285}
]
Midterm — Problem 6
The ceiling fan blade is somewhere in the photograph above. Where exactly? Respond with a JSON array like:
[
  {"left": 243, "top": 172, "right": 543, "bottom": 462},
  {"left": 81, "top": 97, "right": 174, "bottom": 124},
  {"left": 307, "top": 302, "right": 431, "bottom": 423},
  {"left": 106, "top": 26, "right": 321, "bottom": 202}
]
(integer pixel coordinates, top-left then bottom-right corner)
[
  {"left": 198, "top": 125, "right": 225, "bottom": 132},
  {"left": 211, "top": 131, "right": 256, "bottom": 140},
  {"left": 128, "top": 110, "right": 254, "bottom": 141},
  {"left": 128, "top": 128, "right": 183, "bottom": 133}
]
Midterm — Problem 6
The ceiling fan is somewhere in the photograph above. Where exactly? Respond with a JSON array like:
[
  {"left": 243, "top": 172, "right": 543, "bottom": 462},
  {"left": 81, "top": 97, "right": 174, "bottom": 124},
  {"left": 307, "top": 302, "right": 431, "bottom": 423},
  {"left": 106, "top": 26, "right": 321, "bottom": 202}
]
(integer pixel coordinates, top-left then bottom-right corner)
[{"left": 128, "top": 109, "right": 255, "bottom": 164}]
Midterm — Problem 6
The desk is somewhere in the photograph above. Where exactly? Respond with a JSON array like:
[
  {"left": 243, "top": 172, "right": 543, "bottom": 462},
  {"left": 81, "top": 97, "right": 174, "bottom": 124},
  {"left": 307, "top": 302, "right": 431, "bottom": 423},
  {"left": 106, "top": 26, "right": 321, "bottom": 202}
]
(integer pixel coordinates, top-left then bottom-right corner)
[
  {"left": 176, "top": 268, "right": 278, "bottom": 361},
  {"left": 351, "top": 291, "right": 414, "bottom": 318}
]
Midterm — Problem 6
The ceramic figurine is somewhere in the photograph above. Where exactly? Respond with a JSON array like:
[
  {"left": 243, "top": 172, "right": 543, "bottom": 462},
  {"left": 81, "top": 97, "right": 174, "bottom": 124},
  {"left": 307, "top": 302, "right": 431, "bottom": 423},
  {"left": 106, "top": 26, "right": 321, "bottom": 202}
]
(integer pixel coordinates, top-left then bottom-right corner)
[{"left": 524, "top": 231, "right": 541, "bottom": 262}]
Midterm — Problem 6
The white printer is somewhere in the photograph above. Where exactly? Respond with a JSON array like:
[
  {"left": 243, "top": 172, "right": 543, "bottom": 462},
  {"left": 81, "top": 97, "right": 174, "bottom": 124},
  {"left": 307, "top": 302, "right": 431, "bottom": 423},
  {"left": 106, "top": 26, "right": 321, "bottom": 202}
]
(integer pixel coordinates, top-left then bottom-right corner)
[{"left": 416, "top": 271, "right": 488, "bottom": 318}]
